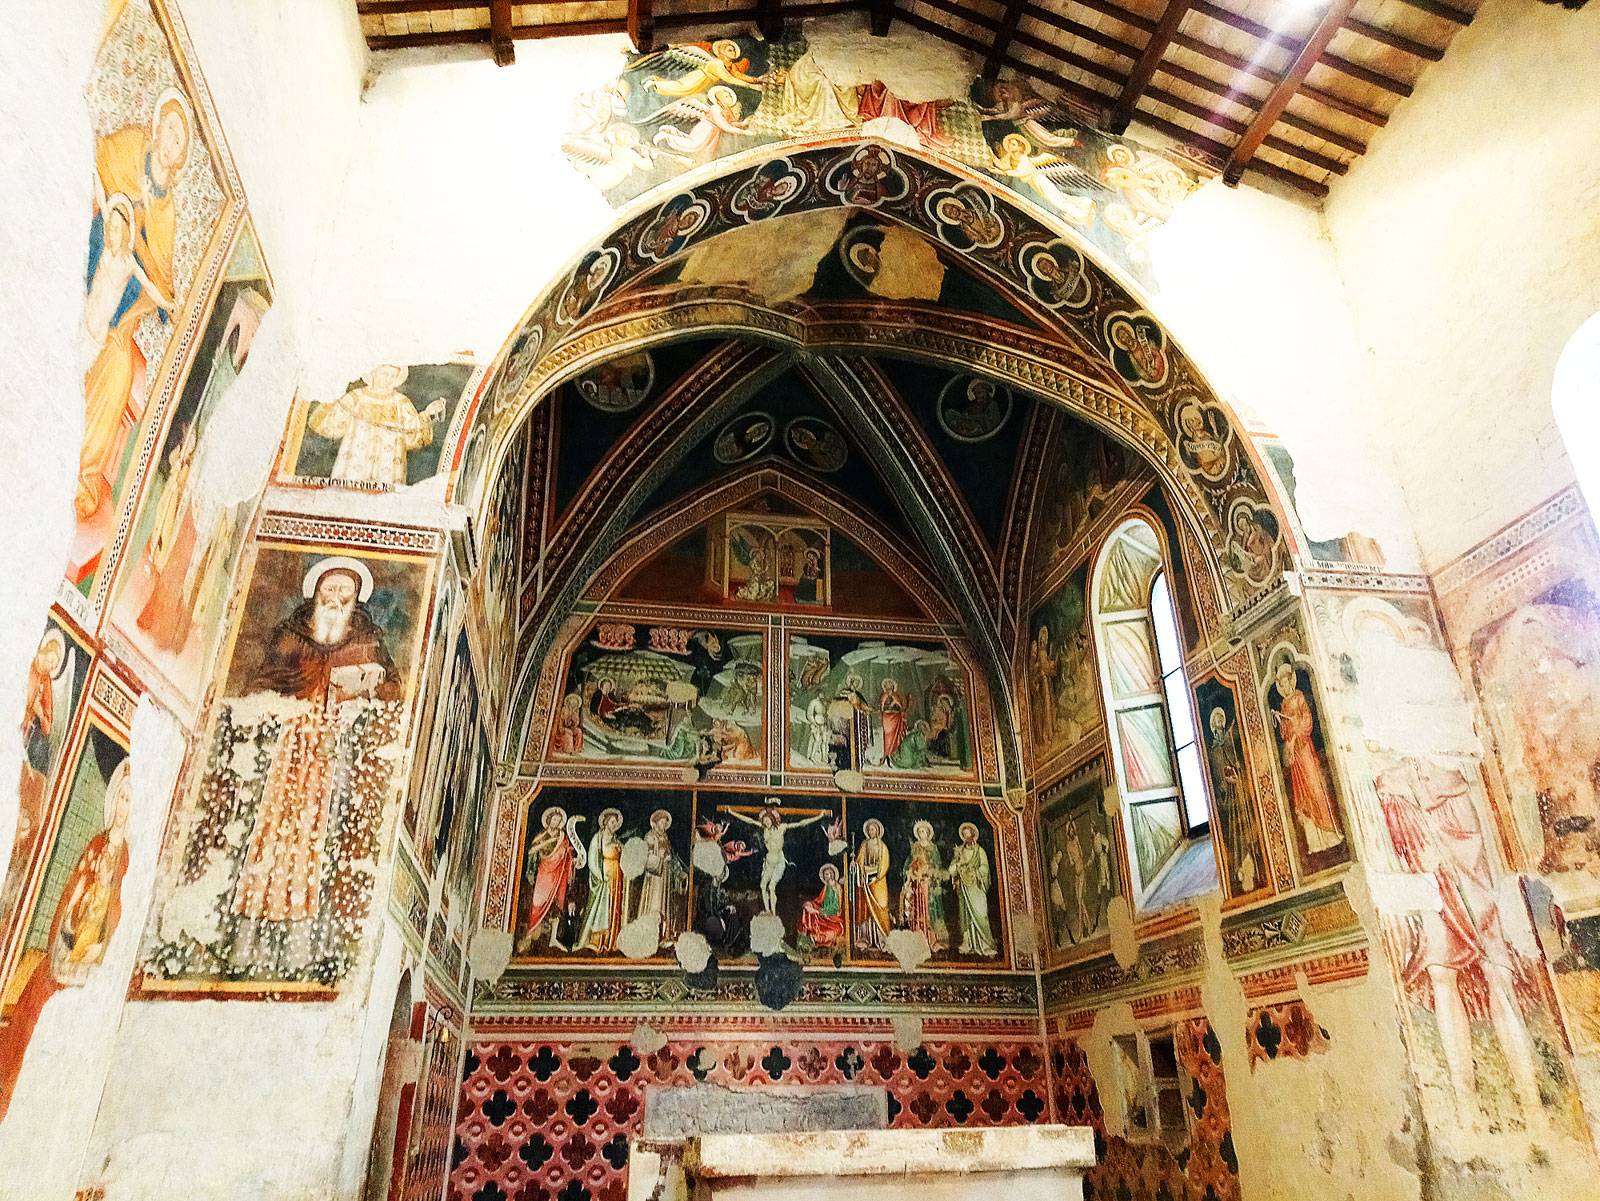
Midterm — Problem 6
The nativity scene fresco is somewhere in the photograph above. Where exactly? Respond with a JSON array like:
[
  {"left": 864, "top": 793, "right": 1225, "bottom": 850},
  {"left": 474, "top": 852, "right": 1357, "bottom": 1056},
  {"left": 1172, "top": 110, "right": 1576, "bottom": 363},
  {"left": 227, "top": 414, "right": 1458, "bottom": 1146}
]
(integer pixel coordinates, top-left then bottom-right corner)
[
  {"left": 548, "top": 619, "right": 765, "bottom": 770},
  {"left": 561, "top": 35, "right": 1200, "bottom": 283}
]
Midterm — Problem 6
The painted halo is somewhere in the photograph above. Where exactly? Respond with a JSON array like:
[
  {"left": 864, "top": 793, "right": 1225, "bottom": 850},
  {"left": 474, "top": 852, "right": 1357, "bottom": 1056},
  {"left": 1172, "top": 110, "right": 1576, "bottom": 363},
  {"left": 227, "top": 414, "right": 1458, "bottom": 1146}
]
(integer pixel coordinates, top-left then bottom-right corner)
[
  {"left": 713, "top": 411, "right": 776, "bottom": 464},
  {"left": 784, "top": 417, "right": 848, "bottom": 473},
  {"left": 301, "top": 555, "right": 374, "bottom": 601},
  {"left": 575, "top": 350, "right": 655, "bottom": 414},
  {"left": 936, "top": 375, "right": 1013, "bottom": 443}
]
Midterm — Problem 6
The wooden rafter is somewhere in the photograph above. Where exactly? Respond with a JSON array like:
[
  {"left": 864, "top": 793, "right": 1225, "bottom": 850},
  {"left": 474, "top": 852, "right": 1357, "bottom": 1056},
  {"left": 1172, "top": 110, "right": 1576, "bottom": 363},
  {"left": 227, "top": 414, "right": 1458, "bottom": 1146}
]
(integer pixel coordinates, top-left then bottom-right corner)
[
  {"left": 1394, "top": 0, "right": 1472, "bottom": 24},
  {"left": 756, "top": 0, "right": 784, "bottom": 42},
  {"left": 628, "top": 0, "right": 656, "bottom": 52},
  {"left": 1344, "top": 16, "right": 1444, "bottom": 60},
  {"left": 490, "top": 0, "right": 514, "bottom": 65},
  {"left": 1188, "top": 0, "right": 1413, "bottom": 96},
  {"left": 1108, "top": 0, "right": 1193, "bottom": 133},
  {"left": 982, "top": 0, "right": 1028, "bottom": 81},
  {"left": 360, "top": 0, "right": 1479, "bottom": 193},
  {"left": 1223, "top": 0, "right": 1360, "bottom": 185}
]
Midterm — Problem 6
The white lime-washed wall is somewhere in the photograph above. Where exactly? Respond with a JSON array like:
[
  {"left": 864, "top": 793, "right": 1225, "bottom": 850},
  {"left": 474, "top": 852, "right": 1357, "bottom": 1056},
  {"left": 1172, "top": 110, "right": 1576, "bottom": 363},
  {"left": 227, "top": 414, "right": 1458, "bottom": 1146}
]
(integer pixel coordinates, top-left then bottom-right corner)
[{"left": 1324, "top": 0, "right": 1600, "bottom": 571}]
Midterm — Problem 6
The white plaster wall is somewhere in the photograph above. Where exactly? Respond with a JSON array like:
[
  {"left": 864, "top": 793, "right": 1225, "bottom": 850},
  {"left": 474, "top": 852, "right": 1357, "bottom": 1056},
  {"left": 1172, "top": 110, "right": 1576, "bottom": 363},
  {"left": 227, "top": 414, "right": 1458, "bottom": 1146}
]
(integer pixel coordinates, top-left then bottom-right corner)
[
  {"left": 1324, "top": 0, "right": 1600, "bottom": 570},
  {"left": 0, "top": 2, "right": 101, "bottom": 882},
  {"left": 0, "top": 698, "right": 186, "bottom": 1201},
  {"left": 1149, "top": 181, "right": 1420, "bottom": 571},
  {"left": 297, "top": 37, "right": 625, "bottom": 399}
]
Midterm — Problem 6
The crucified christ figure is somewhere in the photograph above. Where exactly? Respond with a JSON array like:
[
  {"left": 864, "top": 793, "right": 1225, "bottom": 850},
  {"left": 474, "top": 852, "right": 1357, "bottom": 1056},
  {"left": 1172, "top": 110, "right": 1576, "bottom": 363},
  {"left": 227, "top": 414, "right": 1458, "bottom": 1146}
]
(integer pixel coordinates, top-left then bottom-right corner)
[{"left": 722, "top": 802, "right": 831, "bottom": 914}]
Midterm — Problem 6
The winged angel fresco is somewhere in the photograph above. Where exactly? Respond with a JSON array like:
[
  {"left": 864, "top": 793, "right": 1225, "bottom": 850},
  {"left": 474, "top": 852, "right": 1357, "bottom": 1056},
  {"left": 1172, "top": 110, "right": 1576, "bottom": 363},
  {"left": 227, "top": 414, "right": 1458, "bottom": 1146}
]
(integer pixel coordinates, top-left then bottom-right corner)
[{"left": 557, "top": 38, "right": 1200, "bottom": 280}]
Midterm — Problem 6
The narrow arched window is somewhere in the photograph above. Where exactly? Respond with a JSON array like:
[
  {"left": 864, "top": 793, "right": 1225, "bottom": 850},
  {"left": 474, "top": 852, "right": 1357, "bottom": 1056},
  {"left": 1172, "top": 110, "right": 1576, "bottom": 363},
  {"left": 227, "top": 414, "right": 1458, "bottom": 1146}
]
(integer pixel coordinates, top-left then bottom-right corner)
[{"left": 1093, "top": 517, "right": 1218, "bottom": 908}]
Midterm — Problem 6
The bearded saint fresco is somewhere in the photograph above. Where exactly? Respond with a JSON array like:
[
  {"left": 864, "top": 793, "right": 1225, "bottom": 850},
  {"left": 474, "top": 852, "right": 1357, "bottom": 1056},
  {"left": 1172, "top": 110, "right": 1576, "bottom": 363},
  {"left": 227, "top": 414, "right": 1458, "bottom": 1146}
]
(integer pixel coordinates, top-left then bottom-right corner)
[{"left": 142, "top": 552, "right": 419, "bottom": 990}]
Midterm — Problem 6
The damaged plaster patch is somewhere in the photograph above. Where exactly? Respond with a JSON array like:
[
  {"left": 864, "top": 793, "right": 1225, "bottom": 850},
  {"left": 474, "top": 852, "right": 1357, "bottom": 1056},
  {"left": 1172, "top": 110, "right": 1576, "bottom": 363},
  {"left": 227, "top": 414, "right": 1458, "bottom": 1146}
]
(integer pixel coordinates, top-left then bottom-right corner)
[
  {"left": 755, "top": 953, "right": 803, "bottom": 1010},
  {"left": 675, "top": 931, "right": 712, "bottom": 974},
  {"left": 1009, "top": 911, "right": 1036, "bottom": 955},
  {"left": 617, "top": 915, "right": 663, "bottom": 960},
  {"left": 749, "top": 913, "right": 787, "bottom": 956},
  {"left": 631, "top": 1022, "right": 669, "bottom": 1054},
  {"left": 885, "top": 929, "right": 931, "bottom": 971},
  {"left": 891, "top": 1014, "right": 924, "bottom": 1052},
  {"left": 1107, "top": 897, "right": 1138, "bottom": 968},
  {"left": 468, "top": 928, "right": 513, "bottom": 983}
]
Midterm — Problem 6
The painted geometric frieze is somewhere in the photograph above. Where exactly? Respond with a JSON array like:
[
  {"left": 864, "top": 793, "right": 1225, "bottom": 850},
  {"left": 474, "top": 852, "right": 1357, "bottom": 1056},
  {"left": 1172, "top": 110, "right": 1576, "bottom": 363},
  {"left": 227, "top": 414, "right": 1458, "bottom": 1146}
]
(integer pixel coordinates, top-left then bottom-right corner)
[
  {"left": 1245, "top": 999, "right": 1330, "bottom": 1073},
  {"left": 1217, "top": 882, "right": 1363, "bottom": 972}
]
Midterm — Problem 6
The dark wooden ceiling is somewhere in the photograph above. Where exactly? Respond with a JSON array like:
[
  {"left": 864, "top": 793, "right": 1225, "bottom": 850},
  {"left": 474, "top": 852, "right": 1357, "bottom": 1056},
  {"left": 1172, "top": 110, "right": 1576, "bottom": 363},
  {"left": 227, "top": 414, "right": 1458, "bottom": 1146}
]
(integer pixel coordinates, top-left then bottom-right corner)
[{"left": 355, "top": 0, "right": 1482, "bottom": 196}]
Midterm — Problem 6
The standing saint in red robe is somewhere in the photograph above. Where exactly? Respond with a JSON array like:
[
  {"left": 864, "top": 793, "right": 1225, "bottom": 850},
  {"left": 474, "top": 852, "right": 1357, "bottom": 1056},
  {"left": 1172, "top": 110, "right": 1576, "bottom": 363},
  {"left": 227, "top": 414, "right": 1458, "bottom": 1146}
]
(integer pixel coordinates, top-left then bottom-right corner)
[{"left": 518, "top": 807, "right": 584, "bottom": 953}]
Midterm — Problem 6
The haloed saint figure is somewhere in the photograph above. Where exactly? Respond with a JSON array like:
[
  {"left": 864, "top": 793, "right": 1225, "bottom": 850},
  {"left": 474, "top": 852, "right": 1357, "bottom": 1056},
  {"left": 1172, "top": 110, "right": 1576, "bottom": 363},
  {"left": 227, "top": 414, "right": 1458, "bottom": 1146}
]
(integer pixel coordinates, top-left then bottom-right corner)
[{"left": 145, "top": 553, "right": 414, "bottom": 989}]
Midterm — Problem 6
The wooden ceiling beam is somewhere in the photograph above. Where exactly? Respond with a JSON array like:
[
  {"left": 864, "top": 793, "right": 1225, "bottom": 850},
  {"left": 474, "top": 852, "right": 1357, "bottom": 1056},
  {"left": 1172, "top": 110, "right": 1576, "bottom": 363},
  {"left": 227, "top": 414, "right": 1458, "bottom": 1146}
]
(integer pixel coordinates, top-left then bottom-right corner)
[
  {"left": 1144, "top": 83, "right": 1349, "bottom": 174},
  {"left": 906, "top": 5, "right": 1345, "bottom": 185},
  {"left": 1108, "top": 0, "right": 1194, "bottom": 133},
  {"left": 982, "top": 0, "right": 1029, "bottom": 81},
  {"left": 357, "top": 0, "right": 484, "bottom": 12},
  {"left": 1153, "top": 57, "right": 1365, "bottom": 154},
  {"left": 756, "top": 0, "right": 784, "bottom": 42},
  {"left": 627, "top": 0, "right": 656, "bottom": 52},
  {"left": 1018, "top": 3, "right": 1376, "bottom": 138},
  {"left": 1393, "top": 0, "right": 1472, "bottom": 24},
  {"left": 1344, "top": 16, "right": 1444, "bottom": 60},
  {"left": 1188, "top": 0, "right": 1413, "bottom": 96},
  {"left": 1168, "top": 30, "right": 1387, "bottom": 126},
  {"left": 985, "top": 9, "right": 1366, "bottom": 156},
  {"left": 490, "top": 0, "right": 515, "bottom": 63},
  {"left": 1223, "top": 0, "right": 1359, "bottom": 185},
  {"left": 364, "top": 0, "right": 861, "bottom": 49}
]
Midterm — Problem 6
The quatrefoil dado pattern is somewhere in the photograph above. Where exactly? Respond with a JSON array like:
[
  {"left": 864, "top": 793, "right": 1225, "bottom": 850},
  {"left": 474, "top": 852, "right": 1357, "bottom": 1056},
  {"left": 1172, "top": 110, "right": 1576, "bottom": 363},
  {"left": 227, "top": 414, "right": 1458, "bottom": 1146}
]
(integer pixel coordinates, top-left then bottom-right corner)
[{"left": 449, "top": 1037, "right": 1051, "bottom": 1201}]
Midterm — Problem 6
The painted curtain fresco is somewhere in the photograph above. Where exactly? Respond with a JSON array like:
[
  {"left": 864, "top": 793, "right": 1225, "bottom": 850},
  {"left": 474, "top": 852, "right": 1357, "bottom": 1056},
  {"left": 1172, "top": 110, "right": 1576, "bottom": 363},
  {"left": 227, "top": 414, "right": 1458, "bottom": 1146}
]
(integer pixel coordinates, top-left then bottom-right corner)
[
  {"left": 512, "top": 785, "right": 1004, "bottom": 967},
  {"left": 786, "top": 633, "right": 973, "bottom": 776},
  {"left": 0, "top": 711, "right": 131, "bottom": 1122},
  {"left": 136, "top": 541, "right": 430, "bottom": 995},
  {"left": 70, "top": 0, "right": 241, "bottom": 597},
  {"left": 286, "top": 361, "right": 476, "bottom": 490},
  {"left": 561, "top": 36, "right": 1199, "bottom": 284},
  {"left": 107, "top": 220, "right": 272, "bottom": 706},
  {"left": 548, "top": 620, "right": 764, "bottom": 769},
  {"left": 1038, "top": 763, "right": 1117, "bottom": 956}
]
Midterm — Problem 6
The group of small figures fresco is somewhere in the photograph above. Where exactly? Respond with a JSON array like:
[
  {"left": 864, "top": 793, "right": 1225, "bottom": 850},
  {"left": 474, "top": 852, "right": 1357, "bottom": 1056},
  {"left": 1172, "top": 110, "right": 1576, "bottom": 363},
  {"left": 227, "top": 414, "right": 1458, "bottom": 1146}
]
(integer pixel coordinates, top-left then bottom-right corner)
[
  {"left": 561, "top": 36, "right": 1200, "bottom": 282},
  {"left": 513, "top": 786, "right": 1003, "bottom": 968}
]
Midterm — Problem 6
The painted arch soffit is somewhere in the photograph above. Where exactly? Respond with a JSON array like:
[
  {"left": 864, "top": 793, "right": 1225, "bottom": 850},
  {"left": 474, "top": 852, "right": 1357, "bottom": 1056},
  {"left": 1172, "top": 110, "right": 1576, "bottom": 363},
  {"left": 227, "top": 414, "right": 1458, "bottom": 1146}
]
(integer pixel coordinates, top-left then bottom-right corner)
[{"left": 466, "top": 140, "right": 1284, "bottom": 625}]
